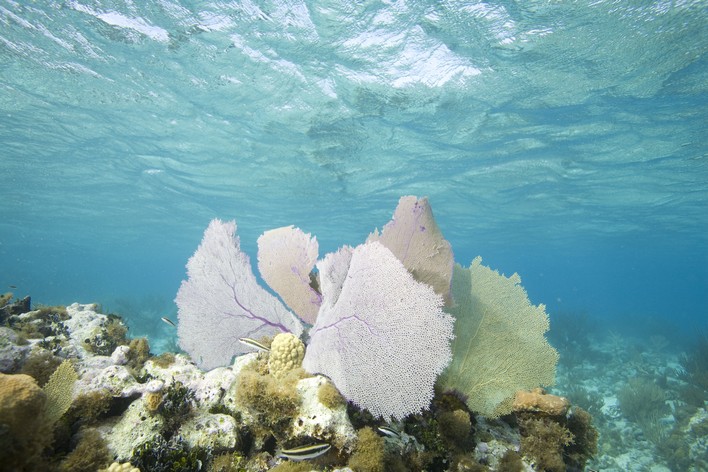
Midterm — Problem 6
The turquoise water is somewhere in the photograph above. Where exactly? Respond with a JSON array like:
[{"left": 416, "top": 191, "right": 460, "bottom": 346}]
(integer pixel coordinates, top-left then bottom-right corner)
[
  {"left": 2, "top": 0, "right": 705, "bottom": 327},
  {"left": 1, "top": 1, "right": 707, "bottom": 469}
]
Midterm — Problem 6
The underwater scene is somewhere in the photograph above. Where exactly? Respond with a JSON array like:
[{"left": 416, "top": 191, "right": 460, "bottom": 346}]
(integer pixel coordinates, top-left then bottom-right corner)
[{"left": 1, "top": 1, "right": 707, "bottom": 471}]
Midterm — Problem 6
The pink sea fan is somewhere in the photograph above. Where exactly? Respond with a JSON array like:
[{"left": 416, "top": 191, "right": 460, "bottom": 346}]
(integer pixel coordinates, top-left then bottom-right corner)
[
  {"left": 303, "top": 241, "right": 455, "bottom": 420},
  {"left": 175, "top": 219, "right": 304, "bottom": 370},
  {"left": 257, "top": 225, "right": 321, "bottom": 324},
  {"left": 368, "top": 196, "right": 454, "bottom": 304}
]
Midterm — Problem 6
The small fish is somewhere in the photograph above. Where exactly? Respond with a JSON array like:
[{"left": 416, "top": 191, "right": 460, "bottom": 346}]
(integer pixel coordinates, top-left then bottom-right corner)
[
  {"left": 9, "top": 285, "right": 17, "bottom": 289},
  {"left": 161, "top": 316, "right": 177, "bottom": 327},
  {"left": 277, "top": 443, "right": 331, "bottom": 461},
  {"left": 377, "top": 425, "right": 401, "bottom": 438},
  {"left": 238, "top": 337, "right": 270, "bottom": 352}
]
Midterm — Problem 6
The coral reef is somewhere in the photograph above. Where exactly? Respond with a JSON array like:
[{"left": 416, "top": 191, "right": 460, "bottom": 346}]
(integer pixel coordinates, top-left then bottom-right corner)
[
  {"left": 0, "top": 198, "right": 605, "bottom": 471},
  {"left": 0, "top": 294, "right": 599, "bottom": 471}
]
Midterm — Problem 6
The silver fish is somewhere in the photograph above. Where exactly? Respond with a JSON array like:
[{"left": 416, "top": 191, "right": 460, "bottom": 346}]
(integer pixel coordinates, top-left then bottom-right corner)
[
  {"left": 277, "top": 443, "right": 331, "bottom": 461},
  {"left": 377, "top": 425, "right": 401, "bottom": 438},
  {"left": 238, "top": 337, "right": 270, "bottom": 352},
  {"left": 161, "top": 316, "right": 177, "bottom": 327}
]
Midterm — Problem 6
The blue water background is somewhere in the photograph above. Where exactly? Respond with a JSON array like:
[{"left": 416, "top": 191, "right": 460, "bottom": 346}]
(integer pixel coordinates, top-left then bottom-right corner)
[{"left": 1, "top": 0, "right": 706, "bottom": 342}]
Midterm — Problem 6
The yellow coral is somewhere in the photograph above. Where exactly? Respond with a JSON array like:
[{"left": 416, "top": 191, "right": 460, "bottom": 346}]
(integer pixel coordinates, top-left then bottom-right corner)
[
  {"left": 268, "top": 333, "right": 305, "bottom": 378},
  {"left": 512, "top": 388, "right": 570, "bottom": 416},
  {"left": 100, "top": 462, "right": 141, "bottom": 472},
  {"left": 144, "top": 391, "right": 164, "bottom": 412},
  {"left": 0, "top": 372, "right": 49, "bottom": 469}
]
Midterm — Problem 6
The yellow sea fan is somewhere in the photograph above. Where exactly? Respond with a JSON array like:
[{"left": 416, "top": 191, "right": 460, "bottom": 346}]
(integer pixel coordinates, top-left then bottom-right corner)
[
  {"left": 440, "top": 257, "right": 559, "bottom": 417},
  {"left": 43, "top": 360, "right": 77, "bottom": 425}
]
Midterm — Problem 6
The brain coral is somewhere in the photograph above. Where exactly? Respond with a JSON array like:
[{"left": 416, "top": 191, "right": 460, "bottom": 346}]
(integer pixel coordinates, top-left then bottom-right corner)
[{"left": 0, "top": 373, "right": 49, "bottom": 469}]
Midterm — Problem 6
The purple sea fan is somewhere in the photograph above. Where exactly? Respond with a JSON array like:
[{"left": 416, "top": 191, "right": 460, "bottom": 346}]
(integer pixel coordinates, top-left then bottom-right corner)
[
  {"left": 175, "top": 219, "right": 303, "bottom": 370},
  {"left": 368, "top": 196, "right": 454, "bottom": 305},
  {"left": 302, "top": 241, "right": 455, "bottom": 420},
  {"left": 257, "top": 225, "right": 321, "bottom": 325}
]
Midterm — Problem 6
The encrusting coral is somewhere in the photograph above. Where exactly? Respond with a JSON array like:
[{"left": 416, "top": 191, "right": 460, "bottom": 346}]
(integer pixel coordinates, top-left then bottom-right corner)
[{"left": 512, "top": 387, "right": 570, "bottom": 416}]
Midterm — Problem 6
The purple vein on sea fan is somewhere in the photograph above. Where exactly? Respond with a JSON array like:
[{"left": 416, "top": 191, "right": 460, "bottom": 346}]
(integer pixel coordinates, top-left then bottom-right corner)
[
  {"left": 175, "top": 219, "right": 303, "bottom": 370},
  {"left": 303, "top": 241, "right": 455, "bottom": 420}
]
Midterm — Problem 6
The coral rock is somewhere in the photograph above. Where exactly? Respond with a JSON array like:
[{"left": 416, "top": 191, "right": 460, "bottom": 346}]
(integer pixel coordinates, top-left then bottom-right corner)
[
  {"left": 79, "top": 364, "right": 140, "bottom": 397},
  {"left": 512, "top": 388, "right": 570, "bottom": 416},
  {"left": 178, "top": 412, "right": 240, "bottom": 450},
  {"left": 100, "top": 397, "right": 164, "bottom": 461},
  {"left": 291, "top": 375, "right": 357, "bottom": 452},
  {"left": 0, "top": 326, "right": 30, "bottom": 373},
  {"left": 144, "top": 354, "right": 234, "bottom": 410},
  {"left": 268, "top": 333, "right": 305, "bottom": 378},
  {"left": 111, "top": 345, "right": 130, "bottom": 366},
  {"left": 63, "top": 303, "right": 111, "bottom": 359}
]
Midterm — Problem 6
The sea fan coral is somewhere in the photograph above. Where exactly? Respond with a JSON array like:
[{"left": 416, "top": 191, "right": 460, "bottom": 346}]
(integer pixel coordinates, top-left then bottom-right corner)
[
  {"left": 368, "top": 196, "right": 454, "bottom": 304},
  {"left": 175, "top": 219, "right": 303, "bottom": 370},
  {"left": 257, "top": 225, "right": 321, "bottom": 324},
  {"left": 303, "top": 241, "right": 454, "bottom": 420},
  {"left": 440, "top": 258, "right": 558, "bottom": 417}
]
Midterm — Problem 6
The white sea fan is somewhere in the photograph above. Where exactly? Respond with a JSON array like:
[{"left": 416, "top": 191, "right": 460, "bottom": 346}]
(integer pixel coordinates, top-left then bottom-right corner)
[
  {"left": 175, "top": 219, "right": 303, "bottom": 370},
  {"left": 257, "top": 225, "right": 321, "bottom": 324},
  {"left": 315, "top": 245, "right": 353, "bottom": 309},
  {"left": 303, "top": 241, "right": 455, "bottom": 420}
]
